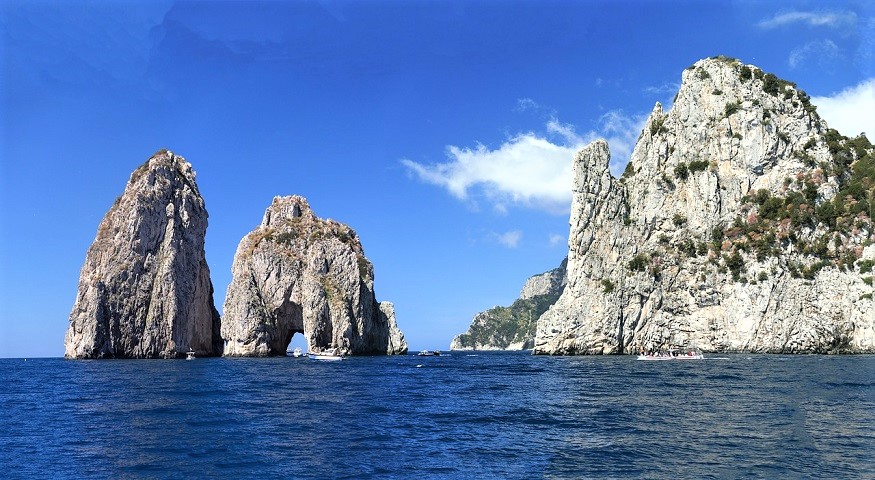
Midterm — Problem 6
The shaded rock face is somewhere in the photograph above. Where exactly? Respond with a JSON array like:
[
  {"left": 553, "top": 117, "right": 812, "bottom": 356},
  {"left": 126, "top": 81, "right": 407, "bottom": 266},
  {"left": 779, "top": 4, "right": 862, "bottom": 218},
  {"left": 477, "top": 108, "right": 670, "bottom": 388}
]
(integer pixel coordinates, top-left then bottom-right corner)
[
  {"left": 450, "top": 259, "right": 566, "bottom": 351},
  {"left": 65, "top": 150, "right": 222, "bottom": 359},
  {"left": 221, "top": 196, "right": 407, "bottom": 356},
  {"left": 534, "top": 57, "right": 875, "bottom": 355}
]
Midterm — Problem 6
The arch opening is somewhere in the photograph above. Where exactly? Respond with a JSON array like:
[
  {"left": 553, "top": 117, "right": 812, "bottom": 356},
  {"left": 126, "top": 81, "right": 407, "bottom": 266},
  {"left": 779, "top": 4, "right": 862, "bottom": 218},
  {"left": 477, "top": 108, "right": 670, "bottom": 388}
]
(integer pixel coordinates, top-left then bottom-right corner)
[{"left": 273, "top": 300, "right": 304, "bottom": 355}]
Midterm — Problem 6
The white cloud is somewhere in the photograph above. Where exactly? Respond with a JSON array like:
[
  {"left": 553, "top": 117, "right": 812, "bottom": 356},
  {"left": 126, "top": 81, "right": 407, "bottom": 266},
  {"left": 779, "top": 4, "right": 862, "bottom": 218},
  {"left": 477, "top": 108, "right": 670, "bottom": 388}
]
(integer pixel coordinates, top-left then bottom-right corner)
[
  {"left": 757, "top": 11, "right": 856, "bottom": 29},
  {"left": 788, "top": 39, "right": 840, "bottom": 68},
  {"left": 401, "top": 132, "right": 578, "bottom": 213},
  {"left": 811, "top": 78, "right": 875, "bottom": 138},
  {"left": 401, "top": 111, "right": 646, "bottom": 214},
  {"left": 548, "top": 233, "right": 565, "bottom": 247},
  {"left": 494, "top": 231, "right": 522, "bottom": 248}
]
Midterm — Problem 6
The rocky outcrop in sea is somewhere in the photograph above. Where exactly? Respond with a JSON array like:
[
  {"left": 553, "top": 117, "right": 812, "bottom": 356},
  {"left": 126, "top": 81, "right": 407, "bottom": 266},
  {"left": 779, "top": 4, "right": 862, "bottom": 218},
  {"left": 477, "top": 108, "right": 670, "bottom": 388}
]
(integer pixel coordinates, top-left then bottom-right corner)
[
  {"left": 534, "top": 57, "right": 875, "bottom": 355},
  {"left": 64, "top": 150, "right": 222, "bottom": 358},
  {"left": 221, "top": 196, "right": 407, "bottom": 356},
  {"left": 450, "top": 259, "right": 566, "bottom": 350}
]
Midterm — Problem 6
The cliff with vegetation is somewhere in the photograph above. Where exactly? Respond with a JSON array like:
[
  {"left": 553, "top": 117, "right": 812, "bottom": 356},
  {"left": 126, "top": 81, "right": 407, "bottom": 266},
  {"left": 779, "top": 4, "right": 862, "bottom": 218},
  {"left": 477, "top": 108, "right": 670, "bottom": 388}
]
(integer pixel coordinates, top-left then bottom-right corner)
[
  {"left": 450, "top": 259, "right": 566, "bottom": 350},
  {"left": 533, "top": 56, "right": 875, "bottom": 355},
  {"left": 221, "top": 196, "right": 407, "bottom": 356},
  {"left": 64, "top": 150, "right": 222, "bottom": 359}
]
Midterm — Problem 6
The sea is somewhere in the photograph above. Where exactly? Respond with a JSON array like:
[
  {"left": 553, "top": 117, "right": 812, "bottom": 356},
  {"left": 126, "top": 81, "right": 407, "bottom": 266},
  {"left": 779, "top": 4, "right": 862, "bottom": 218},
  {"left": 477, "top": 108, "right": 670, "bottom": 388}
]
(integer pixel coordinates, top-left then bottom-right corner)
[{"left": 1, "top": 352, "right": 873, "bottom": 479}]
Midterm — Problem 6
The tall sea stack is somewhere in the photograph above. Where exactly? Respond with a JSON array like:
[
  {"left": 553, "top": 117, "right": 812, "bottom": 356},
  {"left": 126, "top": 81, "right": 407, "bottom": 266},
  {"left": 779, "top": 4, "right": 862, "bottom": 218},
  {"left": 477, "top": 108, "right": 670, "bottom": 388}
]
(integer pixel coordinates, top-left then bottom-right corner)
[
  {"left": 221, "top": 196, "right": 407, "bottom": 356},
  {"left": 64, "top": 150, "right": 222, "bottom": 358}
]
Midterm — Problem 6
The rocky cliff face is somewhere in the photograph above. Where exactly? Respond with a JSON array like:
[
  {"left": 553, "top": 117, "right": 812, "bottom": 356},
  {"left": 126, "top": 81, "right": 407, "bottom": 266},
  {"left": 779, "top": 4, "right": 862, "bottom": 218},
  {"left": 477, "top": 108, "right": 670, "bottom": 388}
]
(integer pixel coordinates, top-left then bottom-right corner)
[
  {"left": 519, "top": 259, "right": 567, "bottom": 300},
  {"left": 534, "top": 57, "right": 875, "bottom": 355},
  {"left": 65, "top": 150, "right": 222, "bottom": 359},
  {"left": 221, "top": 196, "right": 407, "bottom": 356},
  {"left": 450, "top": 259, "right": 566, "bottom": 350}
]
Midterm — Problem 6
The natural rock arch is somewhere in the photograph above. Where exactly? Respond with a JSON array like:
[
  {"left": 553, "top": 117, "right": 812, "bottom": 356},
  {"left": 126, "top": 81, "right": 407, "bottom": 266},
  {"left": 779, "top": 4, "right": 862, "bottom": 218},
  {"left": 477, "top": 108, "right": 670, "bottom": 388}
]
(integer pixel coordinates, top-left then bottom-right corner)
[{"left": 221, "top": 196, "right": 407, "bottom": 356}]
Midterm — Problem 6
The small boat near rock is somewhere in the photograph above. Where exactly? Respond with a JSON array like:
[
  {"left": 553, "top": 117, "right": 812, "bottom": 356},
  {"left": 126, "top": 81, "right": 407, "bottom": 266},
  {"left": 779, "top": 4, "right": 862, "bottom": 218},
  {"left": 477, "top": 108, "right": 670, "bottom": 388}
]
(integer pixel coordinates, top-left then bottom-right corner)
[
  {"left": 308, "top": 348, "right": 345, "bottom": 361},
  {"left": 186, "top": 349, "right": 196, "bottom": 360},
  {"left": 288, "top": 347, "right": 305, "bottom": 358},
  {"left": 637, "top": 350, "right": 703, "bottom": 361},
  {"left": 417, "top": 350, "right": 441, "bottom": 356}
]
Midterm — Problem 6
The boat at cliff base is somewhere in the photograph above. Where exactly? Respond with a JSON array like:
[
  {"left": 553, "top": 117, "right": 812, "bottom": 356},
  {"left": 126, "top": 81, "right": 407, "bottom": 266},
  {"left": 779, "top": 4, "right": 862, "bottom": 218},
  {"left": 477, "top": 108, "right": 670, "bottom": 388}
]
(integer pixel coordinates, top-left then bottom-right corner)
[
  {"left": 637, "top": 350, "right": 703, "bottom": 361},
  {"left": 308, "top": 348, "right": 345, "bottom": 361}
]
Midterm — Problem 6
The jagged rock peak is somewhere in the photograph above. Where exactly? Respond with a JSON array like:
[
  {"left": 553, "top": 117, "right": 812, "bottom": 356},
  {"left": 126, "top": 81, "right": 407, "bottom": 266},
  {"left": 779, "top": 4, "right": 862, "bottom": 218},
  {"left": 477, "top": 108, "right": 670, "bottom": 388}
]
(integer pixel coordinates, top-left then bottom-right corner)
[
  {"left": 534, "top": 57, "right": 874, "bottom": 355},
  {"left": 65, "top": 149, "right": 222, "bottom": 359},
  {"left": 222, "top": 195, "right": 407, "bottom": 356},
  {"left": 262, "top": 195, "right": 316, "bottom": 227}
]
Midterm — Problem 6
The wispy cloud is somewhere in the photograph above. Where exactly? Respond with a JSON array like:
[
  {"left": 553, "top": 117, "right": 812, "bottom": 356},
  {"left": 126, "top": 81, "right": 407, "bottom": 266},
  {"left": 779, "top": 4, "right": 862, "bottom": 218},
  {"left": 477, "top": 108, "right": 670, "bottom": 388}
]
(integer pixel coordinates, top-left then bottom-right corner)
[
  {"left": 515, "top": 98, "right": 540, "bottom": 112},
  {"left": 812, "top": 78, "right": 875, "bottom": 137},
  {"left": 493, "top": 231, "right": 522, "bottom": 248},
  {"left": 599, "top": 111, "right": 648, "bottom": 174},
  {"left": 643, "top": 82, "right": 680, "bottom": 97},
  {"left": 401, "top": 111, "right": 647, "bottom": 214},
  {"left": 548, "top": 233, "right": 565, "bottom": 247},
  {"left": 757, "top": 11, "right": 856, "bottom": 29},
  {"left": 788, "top": 39, "right": 840, "bottom": 68}
]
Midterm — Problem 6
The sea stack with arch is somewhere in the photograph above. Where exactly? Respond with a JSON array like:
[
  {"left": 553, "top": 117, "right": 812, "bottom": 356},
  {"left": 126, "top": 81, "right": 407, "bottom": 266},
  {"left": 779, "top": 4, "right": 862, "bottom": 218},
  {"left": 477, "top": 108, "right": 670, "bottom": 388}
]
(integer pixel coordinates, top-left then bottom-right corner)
[{"left": 221, "top": 195, "right": 408, "bottom": 356}]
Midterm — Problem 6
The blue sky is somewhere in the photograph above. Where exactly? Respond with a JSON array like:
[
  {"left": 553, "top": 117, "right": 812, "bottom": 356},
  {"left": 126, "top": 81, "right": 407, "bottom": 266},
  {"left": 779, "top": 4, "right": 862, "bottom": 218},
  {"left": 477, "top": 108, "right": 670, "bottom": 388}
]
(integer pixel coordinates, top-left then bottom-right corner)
[{"left": 1, "top": 1, "right": 873, "bottom": 357}]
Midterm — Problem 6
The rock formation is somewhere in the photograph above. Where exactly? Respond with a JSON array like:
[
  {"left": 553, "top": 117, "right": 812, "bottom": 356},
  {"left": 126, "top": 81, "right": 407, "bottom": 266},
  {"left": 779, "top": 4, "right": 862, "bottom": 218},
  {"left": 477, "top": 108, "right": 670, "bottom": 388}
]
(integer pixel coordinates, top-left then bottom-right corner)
[
  {"left": 221, "top": 196, "right": 407, "bottom": 356},
  {"left": 450, "top": 259, "right": 566, "bottom": 350},
  {"left": 65, "top": 150, "right": 222, "bottom": 359},
  {"left": 534, "top": 56, "right": 875, "bottom": 355}
]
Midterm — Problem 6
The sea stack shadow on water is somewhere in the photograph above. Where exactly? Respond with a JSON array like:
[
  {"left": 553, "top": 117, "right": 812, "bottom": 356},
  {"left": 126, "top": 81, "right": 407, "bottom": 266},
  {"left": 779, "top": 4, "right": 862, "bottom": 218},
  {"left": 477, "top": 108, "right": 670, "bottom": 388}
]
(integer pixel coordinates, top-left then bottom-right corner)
[{"left": 64, "top": 150, "right": 222, "bottom": 359}]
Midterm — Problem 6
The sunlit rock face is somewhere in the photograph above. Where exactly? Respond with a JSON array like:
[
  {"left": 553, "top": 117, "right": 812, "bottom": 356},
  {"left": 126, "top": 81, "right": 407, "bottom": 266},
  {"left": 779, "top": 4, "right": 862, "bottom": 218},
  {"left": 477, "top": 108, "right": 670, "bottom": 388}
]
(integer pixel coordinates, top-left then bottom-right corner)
[
  {"left": 221, "top": 196, "right": 407, "bottom": 356},
  {"left": 534, "top": 57, "right": 875, "bottom": 355},
  {"left": 65, "top": 150, "right": 222, "bottom": 359}
]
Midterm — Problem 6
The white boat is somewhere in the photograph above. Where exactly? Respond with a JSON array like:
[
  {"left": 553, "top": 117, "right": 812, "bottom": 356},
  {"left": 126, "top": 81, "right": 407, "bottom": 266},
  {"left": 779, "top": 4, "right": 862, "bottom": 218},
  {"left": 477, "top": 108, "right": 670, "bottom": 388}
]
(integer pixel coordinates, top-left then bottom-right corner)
[
  {"left": 308, "top": 348, "right": 345, "bottom": 361},
  {"left": 417, "top": 350, "right": 441, "bottom": 356},
  {"left": 186, "top": 349, "right": 196, "bottom": 360},
  {"left": 291, "top": 347, "right": 304, "bottom": 358},
  {"left": 637, "top": 350, "right": 703, "bottom": 361}
]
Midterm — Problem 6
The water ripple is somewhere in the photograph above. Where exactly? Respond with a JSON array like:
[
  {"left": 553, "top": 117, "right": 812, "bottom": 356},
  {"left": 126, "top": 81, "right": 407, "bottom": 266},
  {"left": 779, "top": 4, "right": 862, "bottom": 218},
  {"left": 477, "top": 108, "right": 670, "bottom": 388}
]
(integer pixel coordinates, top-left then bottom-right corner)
[{"left": 1, "top": 353, "right": 873, "bottom": 478}]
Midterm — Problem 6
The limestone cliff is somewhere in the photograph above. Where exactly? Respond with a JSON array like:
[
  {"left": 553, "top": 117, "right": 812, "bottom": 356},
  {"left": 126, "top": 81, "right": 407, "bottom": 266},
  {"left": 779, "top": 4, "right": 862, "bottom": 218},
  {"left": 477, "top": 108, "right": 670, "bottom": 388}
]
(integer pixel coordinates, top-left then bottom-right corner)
[
  {"left": 450, "top": 259, "right": 566, "bottom": 350},
  {"left": 534, "top": 56, "right": 875, "bottom": 355},
  {"left": 65, "top": 150, "right": 222, "bottom": 359},
  {"left": 221, "top": 196, "right": 407, "bottom": 356}
]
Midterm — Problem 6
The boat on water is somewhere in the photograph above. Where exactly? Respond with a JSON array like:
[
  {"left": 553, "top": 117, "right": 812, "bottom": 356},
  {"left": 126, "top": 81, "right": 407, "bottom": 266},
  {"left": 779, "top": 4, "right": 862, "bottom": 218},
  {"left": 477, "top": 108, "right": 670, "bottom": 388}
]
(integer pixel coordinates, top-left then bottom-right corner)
[
  {"left": 287, "top": 347, "right": 305, "bottom": 358},
  {"left": 637, "top": 350, "right": 703, "bottom": 361},
  {"left": 308, "top": 348, "right": 345, "bottom": 361},
  {"left": 186, "top": 349, "right": 196, "bottom": 360},
  {"left": 417, "top": 350, "right": 441, "bottom": 356}
]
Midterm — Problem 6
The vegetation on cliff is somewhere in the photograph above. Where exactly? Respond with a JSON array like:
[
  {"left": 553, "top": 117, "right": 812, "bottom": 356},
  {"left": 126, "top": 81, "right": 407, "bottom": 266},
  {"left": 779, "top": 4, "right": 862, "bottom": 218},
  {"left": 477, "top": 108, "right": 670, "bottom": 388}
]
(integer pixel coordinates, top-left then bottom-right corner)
[{"left": 452, "top": 291, "right": 561, "bottom": 350}]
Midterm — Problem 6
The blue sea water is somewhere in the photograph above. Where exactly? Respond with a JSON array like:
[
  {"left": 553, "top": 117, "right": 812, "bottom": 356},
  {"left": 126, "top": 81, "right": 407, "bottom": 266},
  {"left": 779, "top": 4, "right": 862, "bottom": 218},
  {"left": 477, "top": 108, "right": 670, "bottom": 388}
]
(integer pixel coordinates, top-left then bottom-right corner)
[{"left": 1, "top": 352, "right": 873, "bottom": 479}]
